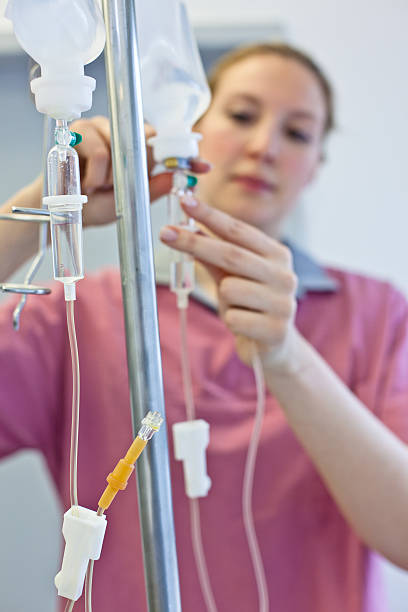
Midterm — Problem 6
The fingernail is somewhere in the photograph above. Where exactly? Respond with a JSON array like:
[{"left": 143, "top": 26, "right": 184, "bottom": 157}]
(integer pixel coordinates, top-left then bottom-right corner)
[
  {"left": 196, "top": 157, "right": 213, "bottom": 169},
  {"left": 182, "top": 194, "right": 198, "bottom": 207},
  {"left": 159, "top": 227, "right": 178, "bottom": 241}
]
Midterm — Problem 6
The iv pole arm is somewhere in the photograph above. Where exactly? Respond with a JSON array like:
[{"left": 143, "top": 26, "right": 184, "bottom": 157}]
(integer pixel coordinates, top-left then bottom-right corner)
[
  {"left": 102, "top": 1, "right": 182, "bottom": 611},
  {"left": 0, "top": 117, "right": 54, "bottom": 321}
]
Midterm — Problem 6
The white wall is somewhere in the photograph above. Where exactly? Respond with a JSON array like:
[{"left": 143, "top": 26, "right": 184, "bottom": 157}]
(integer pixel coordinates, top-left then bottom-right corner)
[{"left": 187, "top": 0, "right": 408, "bottom": 296}]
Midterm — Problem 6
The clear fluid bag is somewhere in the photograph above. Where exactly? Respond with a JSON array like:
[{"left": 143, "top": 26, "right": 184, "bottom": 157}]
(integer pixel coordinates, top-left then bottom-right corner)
[
  {"left": 5, "top": 0, "right": 105, "bottom": 71},
  {"left": 136, "top": 0, "right": 210, "bottom": 136}
]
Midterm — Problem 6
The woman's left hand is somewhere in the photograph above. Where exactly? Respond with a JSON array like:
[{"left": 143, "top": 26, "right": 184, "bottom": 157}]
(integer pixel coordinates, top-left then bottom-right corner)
[{"left": 159, "top": 195, "right": 299, "bottom": 370}]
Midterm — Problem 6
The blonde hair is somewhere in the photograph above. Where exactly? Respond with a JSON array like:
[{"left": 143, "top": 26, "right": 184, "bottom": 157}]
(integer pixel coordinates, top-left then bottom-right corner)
[{"left": 207, "top": 42, "right": 335, "bottom": 136}]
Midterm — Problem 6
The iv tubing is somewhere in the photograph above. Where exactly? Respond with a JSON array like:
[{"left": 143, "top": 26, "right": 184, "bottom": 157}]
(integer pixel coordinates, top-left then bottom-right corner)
[
  {"left": 242, "top": 350, "right": 269, "bottom": 612},
  {"left": 85, "top": 561, "right": 94, "bottom": 612},
  {"left": 66, "top": 299, "right": 80, "bottom": 508},
  {"left": 64, "top": 600, "right": 75, "bottom": 612},
  {"left": 84, "top": 507, "right": 104, "bottom": 612},
  {"left": 179, "top": 306, "right": 195, "bottom": 422},
  {"left": 178, "top": 305, "right": 218, "bottom": 612},
  {"left": 190, "top": 497, "right": 217, "bottom": 612}
]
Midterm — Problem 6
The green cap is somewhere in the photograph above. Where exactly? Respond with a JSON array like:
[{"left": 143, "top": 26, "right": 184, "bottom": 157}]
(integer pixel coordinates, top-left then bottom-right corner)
[
  {"left": 187, "top": 175, "right": 198, "bottom": 188},
  {"left": 70, "top": 132, "right": 82, "bottom": 147}
]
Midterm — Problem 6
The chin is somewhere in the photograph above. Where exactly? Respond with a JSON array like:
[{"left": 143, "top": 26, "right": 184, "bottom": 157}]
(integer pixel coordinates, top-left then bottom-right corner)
[
  {"left": 215, "top": 193, "right": 279, "bottom": 227},
  {"left": 226, "top": 205, "right": 277, "bottom": 231}
]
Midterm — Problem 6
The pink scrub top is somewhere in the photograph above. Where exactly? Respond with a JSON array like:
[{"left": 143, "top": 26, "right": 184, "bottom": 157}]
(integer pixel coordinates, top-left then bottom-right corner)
[{"left": 0, "top": 248, "right": 407, "bottom": 612}]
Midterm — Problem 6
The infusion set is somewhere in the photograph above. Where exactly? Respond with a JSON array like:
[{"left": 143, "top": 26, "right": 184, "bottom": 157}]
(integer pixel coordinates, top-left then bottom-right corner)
[{"left": 3, "top": 1, "right": 269, "bottom": 611}]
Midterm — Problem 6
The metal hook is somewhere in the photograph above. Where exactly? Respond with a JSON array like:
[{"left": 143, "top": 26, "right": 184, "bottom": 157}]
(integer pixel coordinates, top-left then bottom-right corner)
[
  {"left": 0, "top": 208, "right": 50, "bottom": 223},
  {"left": 1, "top": 284, "right": 51, "bottom": 295},
  {"left": 10, "top": 116, "right": 54, "bottom": 330}
]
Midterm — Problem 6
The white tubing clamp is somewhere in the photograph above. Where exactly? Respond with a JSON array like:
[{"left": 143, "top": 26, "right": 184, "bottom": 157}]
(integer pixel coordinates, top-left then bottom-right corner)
[
  {"left": 55, "top": 506, "right": 107, "bottom": 601},
  {"left": 43, "top": 194, "right": 88, "bottom": 211},
  {"left": 173, "top": 419, "right": 211, "bottom": 498}
]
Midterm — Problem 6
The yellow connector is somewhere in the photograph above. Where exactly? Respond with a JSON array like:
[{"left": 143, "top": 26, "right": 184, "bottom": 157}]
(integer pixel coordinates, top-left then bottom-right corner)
[
  {"left": 98, "top": 411, "right": 164, "bottom": 512},
  {"left": 98, "top": 438, "right": 147, "bottom": 511},
  {"left": 164, "top": 157, "right": 179, "bottom": 169}
]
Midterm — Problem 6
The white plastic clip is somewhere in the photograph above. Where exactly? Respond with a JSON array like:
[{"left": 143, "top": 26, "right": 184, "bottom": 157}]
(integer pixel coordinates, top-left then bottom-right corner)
[
  {"left": 55, "top": 506, "right": 107, "bottom": 601},
  {"left": 173, "top": 419, "right": 211, "bottom": 498}
]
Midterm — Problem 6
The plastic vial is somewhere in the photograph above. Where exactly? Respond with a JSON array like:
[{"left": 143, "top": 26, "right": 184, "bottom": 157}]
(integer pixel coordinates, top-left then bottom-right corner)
[
  {"left": 45, "top": 121, "right": 86, "bottom": 289},
  {"left": 168, "top": 169, "right": 196, "bottom": 306}
]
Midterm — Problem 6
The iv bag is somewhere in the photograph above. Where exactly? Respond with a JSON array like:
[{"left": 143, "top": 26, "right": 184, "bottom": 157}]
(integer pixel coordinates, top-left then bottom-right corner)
[
  {"left": 5, "top": 0, "right": 105, "bottom": 72},
  {"left": 6, "top": 0, "right": 106, "bottom": 119},
  {"left": 136, "top": 0, "right": 210, "bottom": 137}
]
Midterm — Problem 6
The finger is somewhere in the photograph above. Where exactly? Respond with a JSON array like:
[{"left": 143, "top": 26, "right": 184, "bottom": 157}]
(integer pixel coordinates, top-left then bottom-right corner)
[
  {"left": 88, "top": 115, "right": 111, "bottom": 144},
  {"left": 224, "top": 308, "right": 291, "bottom": 344},
  {"left": 189, "top": 159, "right": 212, "bottom": 174},
  {"left": 159, "top": 225, "right": 295, "bottom": 286},
  {"left": 181, "top": 196, "right": 291, "bottom": 263},
  {"left": 219, "top": 277, "right": 297, "bottom": 313},
  {"left": 71, "top": 117, "right": 111, "bottom": 193},
  {"left": 90, "top": 116, "right": 113, "bottom": 186},
  {"left": 83, "top": 149, "right": 111, "bottom": 193},
  {"left": 144, "top": 123, "right": 157, "bottom": 175},
  {"left": 149, "top": 173, "right": 173, "bottom": 201},
  {"left": 82, "top": 189, "right": 116, "bottom": 226}
]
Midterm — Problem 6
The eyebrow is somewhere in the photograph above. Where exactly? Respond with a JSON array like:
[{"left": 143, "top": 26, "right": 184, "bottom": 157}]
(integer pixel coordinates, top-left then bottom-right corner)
[
  {"left": 225, "top": 93, "right": 320, "bottom": 122},
  {"left": 289, "top": 110, "right": 319, "bottom": 123}
]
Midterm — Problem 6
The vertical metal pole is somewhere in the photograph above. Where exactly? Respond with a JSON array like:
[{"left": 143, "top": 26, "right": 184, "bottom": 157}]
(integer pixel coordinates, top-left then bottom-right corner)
[{"left": 101, "top": 2, "right": 182, "bottom": 611}]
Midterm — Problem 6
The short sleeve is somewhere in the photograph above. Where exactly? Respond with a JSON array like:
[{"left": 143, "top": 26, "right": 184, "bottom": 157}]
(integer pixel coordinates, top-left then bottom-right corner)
[
  {"left": 0, "top": 289, "right": 66, "bottom": 482},
  {"left": 353, "top": 286, "right": 408, "bottom": 444}
]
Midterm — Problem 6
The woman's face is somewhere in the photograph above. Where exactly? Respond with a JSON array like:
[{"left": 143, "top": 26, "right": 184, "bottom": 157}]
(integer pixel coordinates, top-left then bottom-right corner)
[{"left": 196, "top": 54, "right": 327, "bottom": 236}]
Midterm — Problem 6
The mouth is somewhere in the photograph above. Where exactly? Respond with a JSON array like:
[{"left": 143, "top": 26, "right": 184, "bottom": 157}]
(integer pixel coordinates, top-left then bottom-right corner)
[{"left": 230, "top": 174, "right": 277, "bottom": 193}]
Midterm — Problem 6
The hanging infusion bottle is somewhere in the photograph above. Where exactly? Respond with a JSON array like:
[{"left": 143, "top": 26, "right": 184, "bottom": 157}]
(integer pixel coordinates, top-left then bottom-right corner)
[
  {"left": 165, "top": 157, "right": 198, "bottom": 309},
  {"left": 43, "top": 120, "right": 87, "bottom": 301}
]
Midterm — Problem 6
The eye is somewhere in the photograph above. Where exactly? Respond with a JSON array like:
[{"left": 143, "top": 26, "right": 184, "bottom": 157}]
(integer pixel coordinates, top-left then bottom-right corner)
[
  {"left": 227, "top": 110, "right": 256, "bottom": 125},
  {"left": 286, "top": 127, "right": 312, "bottom": 144}
]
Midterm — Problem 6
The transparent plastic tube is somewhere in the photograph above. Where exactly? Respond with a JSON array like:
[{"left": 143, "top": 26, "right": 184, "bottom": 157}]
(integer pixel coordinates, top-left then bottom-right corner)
[
  {"left": 242, "top": 350, "right": 269, "bottom": 612},
  {"left": 64, "top": 600, "right": 75, "bottom": 612},
  {"left": 85, "top": 559, "right": 94, "bottom": 612},
  {"left": 46, "top": 121, "right": 85, "bottom": 289},
  {"left": 84, "top": 505, "right": 104, "bottom": 612},
  {"left": 179, "top": 307, "right": 195, "bottom": 422},
  {"left": 190, "top": 498, "right": 218, "bottom": 612},
  {"left": 66, "top": 300, "right": 80, "bottom": 509},
  {"left": 48, "top": 121, "right": 82, "bottom": 196},
  {"left": 178, "top": 307, "right": 217, "bottom": 612},
  {"left": 168, "top": 168, "right": 196, "bottom": 308}
]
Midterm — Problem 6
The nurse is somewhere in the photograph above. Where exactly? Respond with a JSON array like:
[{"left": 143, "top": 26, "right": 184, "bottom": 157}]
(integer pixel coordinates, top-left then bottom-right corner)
[{"left": 1, "top": 42, "right": 408, "bottom": 612}]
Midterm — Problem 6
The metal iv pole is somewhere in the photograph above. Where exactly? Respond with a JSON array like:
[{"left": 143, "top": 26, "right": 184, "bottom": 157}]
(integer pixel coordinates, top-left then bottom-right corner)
[{"left": 102, "top": 1, "right": 182, "bottom": 611}]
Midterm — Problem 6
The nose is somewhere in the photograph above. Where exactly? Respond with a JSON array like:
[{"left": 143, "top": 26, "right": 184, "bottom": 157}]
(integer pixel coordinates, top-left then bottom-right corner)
[{"left": 246, "top": 120, "right": 281, "bottom": 163}]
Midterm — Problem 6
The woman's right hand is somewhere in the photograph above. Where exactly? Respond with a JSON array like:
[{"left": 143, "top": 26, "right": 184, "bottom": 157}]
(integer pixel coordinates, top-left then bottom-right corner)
[{"left": 71, "top": 115, "right": 210, "bottom": 227}]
